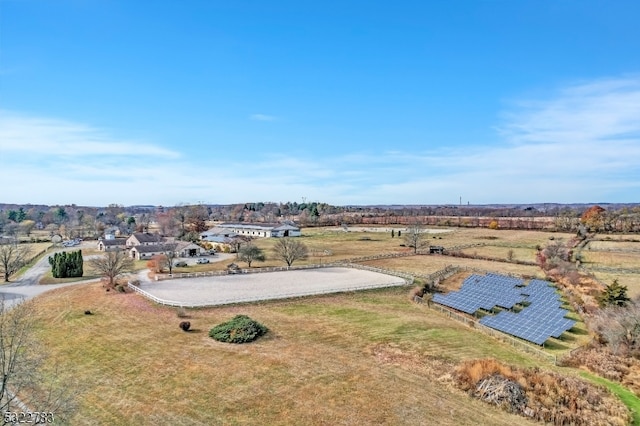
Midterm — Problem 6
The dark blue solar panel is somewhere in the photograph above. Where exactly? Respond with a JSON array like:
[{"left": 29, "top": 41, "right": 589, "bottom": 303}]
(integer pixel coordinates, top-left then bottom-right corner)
[{"left": 436, "top": 273, "right": 578, "bottom": 345}]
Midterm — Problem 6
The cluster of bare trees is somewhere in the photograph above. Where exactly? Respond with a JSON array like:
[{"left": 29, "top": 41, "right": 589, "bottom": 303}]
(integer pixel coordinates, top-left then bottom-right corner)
[
  {"left": 589, "top": 298, "right": 640, "bottom": 357},
  {"left": 233, "top": 238, "right": 309, "bottom": 268},
  {"left": 0, "top": 241, "right": 31, "bottom": 282},
  {"left": 0, "top": 299, "right": 77, "bottom": 421}
]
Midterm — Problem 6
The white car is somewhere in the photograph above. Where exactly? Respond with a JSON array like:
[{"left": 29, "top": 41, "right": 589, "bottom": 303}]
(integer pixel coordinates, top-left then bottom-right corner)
[{"left": 196, "top": 258, "right": 210, "bottom": 264}]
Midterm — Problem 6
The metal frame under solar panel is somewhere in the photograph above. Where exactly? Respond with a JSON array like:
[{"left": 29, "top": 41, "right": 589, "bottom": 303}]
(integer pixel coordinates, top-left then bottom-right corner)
[
  {"left": 435, "top": 273, "right": 578, "bottom": 345},
  {"left": 476, "top": 276, "right": 577, "bottom": 345}
]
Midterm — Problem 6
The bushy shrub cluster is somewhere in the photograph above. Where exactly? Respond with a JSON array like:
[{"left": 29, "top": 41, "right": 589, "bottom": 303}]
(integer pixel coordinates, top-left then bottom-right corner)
[
  {"left": 209, "top": 315, "right": 268, "bottom": 343},
  {"left": 48, "top": 250, "right": 83, "bottom": 278},
  {"left": 454, "top": 358, "right": 631, "bottom": 425}
]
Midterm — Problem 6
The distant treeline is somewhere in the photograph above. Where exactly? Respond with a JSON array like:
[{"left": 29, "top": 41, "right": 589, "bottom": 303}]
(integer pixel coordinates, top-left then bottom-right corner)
[{"left": 2, "top": 202, "right": 640, "bottom": 239}]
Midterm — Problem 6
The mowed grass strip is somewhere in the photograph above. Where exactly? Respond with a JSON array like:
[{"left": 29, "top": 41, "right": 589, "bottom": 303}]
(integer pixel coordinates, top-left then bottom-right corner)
[
  {"left": 459, "top": 246, "right": 537, "bottom": 263},
  {"left": 587, "top": 238, "right": 640, "bottom": 251},
  {"left": 360, "top": 254, "right": 544, "bottom": 278},
  {"left": 581, "top": 372, "right": 640, "bottom": 426},
  {"left": 581, "top": 250, "right": 640, "bottom": 270},
  {"left": 32, "top": 283, "right": 540, "bottom": 425}
]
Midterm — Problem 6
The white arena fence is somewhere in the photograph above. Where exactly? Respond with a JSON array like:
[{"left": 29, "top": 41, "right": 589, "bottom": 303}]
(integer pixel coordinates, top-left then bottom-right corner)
[
  {"left": 128, "top": 275, "right": 409, "bottom": 309},
  {"left": 153, "top": 262, "right": 414, "bottom": 283}
]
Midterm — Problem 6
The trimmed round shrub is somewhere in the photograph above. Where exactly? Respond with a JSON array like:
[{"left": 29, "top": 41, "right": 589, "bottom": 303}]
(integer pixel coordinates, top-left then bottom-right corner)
[
  {"left": 209, "top": 315, "right": 268, "bottom": 343},
  {"left": 179, "top": 321, "right": 191, "bottom": 332}
]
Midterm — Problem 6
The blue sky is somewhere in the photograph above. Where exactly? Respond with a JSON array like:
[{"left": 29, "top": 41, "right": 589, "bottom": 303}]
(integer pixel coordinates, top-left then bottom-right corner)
[{"left": 1, "top": 1, "right": 640, "bottom": 206}]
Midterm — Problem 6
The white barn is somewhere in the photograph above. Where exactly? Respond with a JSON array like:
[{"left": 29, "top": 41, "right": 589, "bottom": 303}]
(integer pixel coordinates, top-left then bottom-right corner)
[{"left": 214, "top": 222, "right": 301, "bottom": 238}]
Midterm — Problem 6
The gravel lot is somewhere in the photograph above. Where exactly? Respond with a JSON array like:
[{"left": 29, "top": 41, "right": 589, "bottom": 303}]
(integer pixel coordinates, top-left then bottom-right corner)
[{"left": 137, "top": 267, "right": 407, "bottom": 306}]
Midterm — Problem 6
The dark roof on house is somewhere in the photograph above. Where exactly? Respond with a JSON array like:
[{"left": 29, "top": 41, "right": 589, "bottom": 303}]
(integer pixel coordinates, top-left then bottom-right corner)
[
  {"left": 132, "top": 244, "right": 170, "bottom": 253},
  {"left": 99, "top": 239, "right": 126, "bottom": 246},
  {"left": 131, "top": 232, "right": 163, "bottom": 243}
]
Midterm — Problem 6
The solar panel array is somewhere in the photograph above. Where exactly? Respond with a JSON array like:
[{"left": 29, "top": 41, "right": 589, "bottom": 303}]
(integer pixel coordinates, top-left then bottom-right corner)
[
  {"left": 432, "top": 274, "right": 525, "bottom": 314},
  {"left": 433, "top": 274, "right": 576, "bottom": 345}
]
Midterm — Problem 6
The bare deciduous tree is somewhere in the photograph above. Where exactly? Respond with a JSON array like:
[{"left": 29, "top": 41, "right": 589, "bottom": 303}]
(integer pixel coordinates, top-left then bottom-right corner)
[
  {"left": 272, "top": 238, "right": 308, "bottom": 267},
  {"left": 0, "top": 241, "right": 31, "bottom": 282},
  {"left": 0, "top": 298, "right": 77, "bottom": 422},
  {"left": 589, "top": 300, "right": 640, "bottom": 356},
  {"left": 403, "top": 223, "right": 429, "bottom": 254},
  {"left": 88, "top": 250, "right": 134, "bottom": 288},
  {"left": 161, "top": 243, "right": 178, "bottom": 275}
]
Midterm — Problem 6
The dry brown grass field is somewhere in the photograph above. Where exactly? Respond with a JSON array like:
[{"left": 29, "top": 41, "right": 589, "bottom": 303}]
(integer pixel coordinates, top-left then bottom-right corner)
[
  {"left": 20, "top": 227, "right": 640, "bottom": 424},
  {"left": 581, "top": 251, "right": 640, "bottom": 270},
  {"left": 360, "top": 255, "right": 544, "bottom": 279},
  {"left": 587, "top": 239, "right": 640, "bottom": 251},
  {"left": 429, "top": 228, "right": 575, "bottom": 249},
  {"left": 190, "top": 227, "right": 569, "bottom": 272},
  {"left": 33, "top": 283, "right": 549, "bottom": 425},
  {"left": 577, "top": 236, "right": 640, "bottom": 298},
  {"left": 24, "top": 242, "right": 53, "bottom": 257},
  {"left": 591, "top": 272, "right": 640, "bottom": 299},
  {"left": 458, "top": 246, "right": 537, "bottom": 263}
]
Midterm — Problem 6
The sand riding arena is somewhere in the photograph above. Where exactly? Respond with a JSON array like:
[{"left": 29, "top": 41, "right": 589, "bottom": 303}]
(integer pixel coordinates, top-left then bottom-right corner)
[{"left": 130, "top": 266, "right": 409, "bottom": 307}]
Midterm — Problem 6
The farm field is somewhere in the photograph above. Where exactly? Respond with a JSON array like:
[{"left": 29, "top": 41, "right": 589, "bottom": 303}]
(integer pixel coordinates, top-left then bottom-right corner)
[
  {"left": 577, "top": 235, "right": 640, "bottom": 298},
  {"left": 360, "top": 254, "right": 544, "bottom": 279},
  {"left": 581, "top": 251, "right": 640, "bottom": 270},
  {"left": 429, "top": 228, "right": 575, "bottom": 249},
  {"left": 587, "top": 239, "right": 640, "bottom": 251},
  {"left": 590, "top": 271, "right": 640, "bottom": 299},
  {"left": 33, "top": 283, "right": 547, "bottom": 425},
  {"left": 458, "top": 245, "right": 537, "bottom": 263},
  {"left": 16, "top": 226, "right": 640, "bottom": 424},
  {"left": 182, "top": 227, "right": 571, "bottom": 272}
]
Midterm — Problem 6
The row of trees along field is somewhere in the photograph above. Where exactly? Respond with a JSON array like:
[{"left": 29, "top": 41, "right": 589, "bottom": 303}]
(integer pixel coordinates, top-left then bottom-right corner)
[{"left": 1, "top": 202, "right": 640, "bottom": 242}]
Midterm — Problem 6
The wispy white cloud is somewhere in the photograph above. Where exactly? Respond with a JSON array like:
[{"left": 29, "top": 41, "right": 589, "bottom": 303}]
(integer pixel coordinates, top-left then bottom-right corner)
[
  {"left": 498, "top": 76, "right": 640, "bottom": 145},
  {"left": 249, "top": 113, "right": 277, "bottom": 122},
  {"left": 2, "top": 75, "right": 639, "bottom": 206},
  {"left": 0, "top": 110, "right": 180, "bottom": 158}
]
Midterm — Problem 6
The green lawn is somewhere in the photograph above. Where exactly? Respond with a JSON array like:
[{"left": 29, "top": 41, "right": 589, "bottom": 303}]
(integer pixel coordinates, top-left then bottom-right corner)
[{"left": 581, "top": 372, "right": 640, "bottom": 426}]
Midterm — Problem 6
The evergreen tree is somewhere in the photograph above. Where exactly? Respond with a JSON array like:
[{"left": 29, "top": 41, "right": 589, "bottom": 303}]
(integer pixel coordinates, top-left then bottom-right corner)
[
  {"left": 48, "top": 250, "right": 83, "bottom": 278},
  {"left": 597, "top": 279, "right": 630, "bottom": 307}
]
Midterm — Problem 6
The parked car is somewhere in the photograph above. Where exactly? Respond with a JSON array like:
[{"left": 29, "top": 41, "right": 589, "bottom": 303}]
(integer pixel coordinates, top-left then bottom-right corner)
[
  {"left": 175, "top": 261, "right": 188, "bottom": 267},
  {"left": 196, "top": 258, "right": 210, "bottom": 264}
]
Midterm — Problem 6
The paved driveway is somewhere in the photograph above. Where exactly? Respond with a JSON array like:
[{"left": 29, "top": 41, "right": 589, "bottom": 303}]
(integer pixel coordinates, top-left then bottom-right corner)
[{"left": 0, "top": 242, "right": 99, "bottom": 307}]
